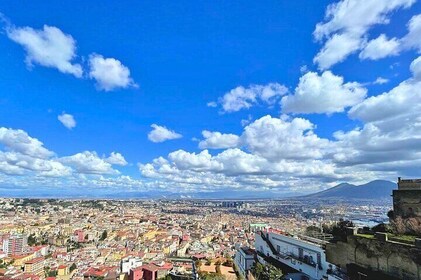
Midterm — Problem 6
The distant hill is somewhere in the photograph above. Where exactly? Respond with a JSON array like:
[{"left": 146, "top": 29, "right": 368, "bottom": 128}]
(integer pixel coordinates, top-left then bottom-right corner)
[{"left": 304, "top": 180, "right": 397, "bottom": 200}]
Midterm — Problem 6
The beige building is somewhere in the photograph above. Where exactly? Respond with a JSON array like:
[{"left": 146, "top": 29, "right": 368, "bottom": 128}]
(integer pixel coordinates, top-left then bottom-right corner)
[{"left": 24, "top": 257, "right": 45, "bottom": 276}]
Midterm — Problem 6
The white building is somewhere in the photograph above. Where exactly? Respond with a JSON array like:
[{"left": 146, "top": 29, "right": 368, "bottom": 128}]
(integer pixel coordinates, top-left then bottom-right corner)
[
  {"left": 234, "top": 247, "right": 255, "bottom": 279},
  {"left": 120, "top": 256, "right": 143, "bottom": 274},
  {"left": 255, "top": 229, "right": 342, "bottom": 280}
]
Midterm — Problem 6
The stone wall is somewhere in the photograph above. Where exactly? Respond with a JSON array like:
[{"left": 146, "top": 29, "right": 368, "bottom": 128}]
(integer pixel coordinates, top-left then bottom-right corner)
[
  {"left": 326, "top": 235, "right": 421, "bottom": 280},
  {"left": 393, "top": 189, "right": 421, "bottom": 218}
]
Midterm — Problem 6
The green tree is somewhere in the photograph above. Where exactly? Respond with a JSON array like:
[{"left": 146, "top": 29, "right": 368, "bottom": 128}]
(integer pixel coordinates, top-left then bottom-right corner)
[
  {"left": 253, "top": 262, "right": 265, "bottom": 280},
  {"left": 324, "top": 219, "right": 354, "bottom": 242},
  {"left": 27, "top": 233, "right": 37, "bottom": 246},
  {"left": 268, "top": 265, "right": 283, "bottom": 280},
  {"left": 99, "top": 230, "right": 107, "bottom": 241},
  {"left": 371, "top": 223, "right": 392, "bottom": 233}
]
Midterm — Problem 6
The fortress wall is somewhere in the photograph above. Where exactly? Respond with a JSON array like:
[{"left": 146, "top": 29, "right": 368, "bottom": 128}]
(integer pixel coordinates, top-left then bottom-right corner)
[{"left": 326, "top": 235, "right": 421, "bottom": 280}]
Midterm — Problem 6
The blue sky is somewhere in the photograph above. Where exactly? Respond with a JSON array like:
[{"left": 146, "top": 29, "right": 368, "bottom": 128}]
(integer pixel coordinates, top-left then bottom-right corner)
[{"left": 0, "top": 0, "right": 421, "bottom": 198}]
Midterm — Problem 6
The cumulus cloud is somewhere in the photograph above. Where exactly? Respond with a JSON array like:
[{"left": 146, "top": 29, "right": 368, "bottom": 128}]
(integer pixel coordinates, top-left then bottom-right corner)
[
  {"left": 60, "top": 151, "right": 120, "bottom": 175},
  {"left": 0, "top": 128, "right": 72, "bottom": 177},
  {"left": 58, "top": 113, "right": 76, "bottom": 130},
  {"left": 349, "top": 58, "right": 421, "bottom": 123},
  {"left": 359, "top": 34, "right": 400, "bottom": 60},
  {"left": 402, "top": 14, "right": 421, "bottom": 51},
  {"left": 139, "top": 115, "right": 345, "bottom": 191},
  {"left": 410, "top": 56, "right": 421, "bottom": 80},
  {"left": 0, "top": 127, "right": 54, "bottom": 159},
  {"left": 198, "top": 131, "right": 240, "bottom": 149},
  {"left": 168, "top": 150, "right": 221, "bottom": 171},
  {"left": 105, "top": 152, "right": 128, "bottom": 166},
  {"left": 140, "top": 55, "right": 421, "bottom": 191},
  {"left": 334, "top": 56, "right": 421, "bottom": 167},
  {"left": 314, "top": 33, "right": 362, "bottom": 70},
  {"left": 242, "top": 115, "right": 330, "bottom": 160},
  {"left": 0, "top": 127, "right": 138, "bottom": 191},
  {"left": 4, "top": 17, "right": 138, "bottom": 91},
  {"left": 215, "top": 83, "right": 288, "bottom": 113},
  {"left": 7, "top": 25, "right": 83, "bottom": 77},
  {"left": 281, "top": 71, "right": 367, "bottom": 114},
  {"left": 356, "top": 14, "right": 421, "bottom": 62},
  {"left": 313, "top": 0, "right": 415, "bottom": 69},
  {"left": 148, "top": 124, "right": 182, "bottom": 143},
  {"left": 0, "top": 127, "right": 129, "bottom": 177},
  {"left": 0, "top": 151, "right": 71, "bottom": 177},
  {"left": 88, "top": 54, "right": 136, "bottom": 91},
  {"left": 139, "top": 147, "right": 341, "bottom": 191}
]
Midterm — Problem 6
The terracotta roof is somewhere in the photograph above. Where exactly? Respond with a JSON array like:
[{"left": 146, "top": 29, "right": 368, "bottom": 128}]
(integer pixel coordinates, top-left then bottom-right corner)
[
  {"left": 142, "top": 264, "right": 159, "bottom": 272},
  {"left": 25, "top": 257, "right": 44, "bottom": 265}
]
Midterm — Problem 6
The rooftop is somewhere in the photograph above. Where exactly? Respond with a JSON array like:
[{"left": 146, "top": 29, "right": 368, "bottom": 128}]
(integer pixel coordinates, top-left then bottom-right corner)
[{"left": 240, "top": 247, "right": 255, "bottom": 256}]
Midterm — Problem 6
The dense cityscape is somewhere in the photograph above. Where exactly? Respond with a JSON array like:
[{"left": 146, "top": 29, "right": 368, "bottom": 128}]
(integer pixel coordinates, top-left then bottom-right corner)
[{"left": 2, "top": 178, "right": 420, "bottom": 280}]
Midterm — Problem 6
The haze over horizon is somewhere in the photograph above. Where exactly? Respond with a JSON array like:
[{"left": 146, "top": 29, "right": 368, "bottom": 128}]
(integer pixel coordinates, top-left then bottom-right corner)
[{"left": 1, "top": 0, "right": 421, "bottom": 198}]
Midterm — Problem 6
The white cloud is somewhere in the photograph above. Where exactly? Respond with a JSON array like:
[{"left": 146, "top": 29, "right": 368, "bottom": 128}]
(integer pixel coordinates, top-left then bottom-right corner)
[
  {"left": 355, "top": 14, "right": 421, "bottom": 62},
  {"left": 373, "top": 77, "right": 389, "bottom": 85},
  {"left": 359, "top": 34, "right": 400, "bottom": 60},
  {"left": 0, "top": 151, "right": 71, "bottom": 177},
  {"left": 0, "top": 159, "right": 25, "bottom": 175},
  {"left": 0, "top": 127, "right": 137, "bottom": 190},
  {"left": 105, "top": 152, "right": 128, "bottom": 166},
  {"left": 88, "top": 54, "right": 136, "bottom": 91},
  {"left": 139, "top": 72, "right": 421, "bottom": 192},
  {"left": 314, "top": 33, "right": 363, "bottom": 70},
  {"left": 241, "top": 115, "right": 253, "bottom": 127},
  {"left": 139, "top": 147, "right": 341, "bottom": 191},
  {"left": 300, "top": 65, "right": 309, "bottom": 73},
  {"left": 168, "top": 150, "right": 221, "bottom": 171},
  {"left": 148, "top": 124, "right": 182, "bottom": 143},
  {"left": 138, "top": 114, "right": 347, "bottom": 192},
  {"left": 336, "top": 56, "right": 421, "bottom": 167},
  {"left": 313, "top": 0, "right": 415, "bottom": 69},
  {"left": 349, "top": 58, "right": 421, "bottom": 123},
  {"left": 60, "top": 151, "right": 119, "bottom": 175},
  {"left": 217, "top": 83, "right": 288, "bottom": 113},
  {"left": 402, "top": 14, "right": 421, "bottom": 51},
  {"left": 281, "top": 71, "right": 367, "bottom": 114},
  {"left": 207, "top": 101, "right": 217, "bottom": 108},
  {"left": 242, "top": 115, "right": 330, "bottom": 160},
  {"left": 0, "top": 128, "right": 73, "bottom": 177},
  {"left": 410, "top": 56, "right": 421, "bottom": 80},
  {"left": 7, "top": 25, "right": 83, "bottom": 77},
  {"left": 198, "top": 130, "right": 240, "bottom": 149},
  {"left": 0, "top": 127, "right": 54, "bottom": 159},
  {"left": 58, "top": 113, "right": 76, "bottom": 130}
]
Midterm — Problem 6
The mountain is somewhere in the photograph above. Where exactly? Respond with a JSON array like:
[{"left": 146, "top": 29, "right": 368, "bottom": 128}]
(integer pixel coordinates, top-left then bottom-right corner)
[{"left": 304, "top": 180, "right": 397, "bottom": 200}]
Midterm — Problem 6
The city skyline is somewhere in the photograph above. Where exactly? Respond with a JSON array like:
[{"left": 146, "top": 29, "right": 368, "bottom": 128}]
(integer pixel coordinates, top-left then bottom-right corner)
[{"left": 1, "top": 0, "right": 421, "bottom": 197}]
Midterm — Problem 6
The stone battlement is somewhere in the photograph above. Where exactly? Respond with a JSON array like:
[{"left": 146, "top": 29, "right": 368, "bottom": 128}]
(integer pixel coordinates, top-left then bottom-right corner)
[{"left": 398, "top": 177, "right": 421, "bottom": 190}]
